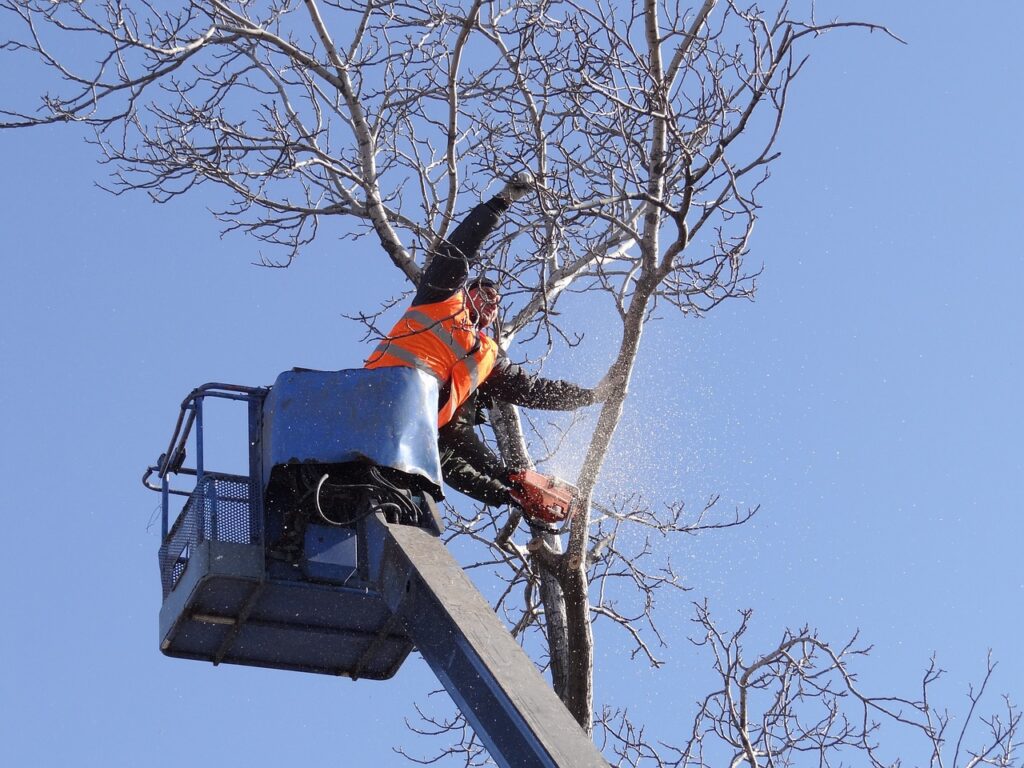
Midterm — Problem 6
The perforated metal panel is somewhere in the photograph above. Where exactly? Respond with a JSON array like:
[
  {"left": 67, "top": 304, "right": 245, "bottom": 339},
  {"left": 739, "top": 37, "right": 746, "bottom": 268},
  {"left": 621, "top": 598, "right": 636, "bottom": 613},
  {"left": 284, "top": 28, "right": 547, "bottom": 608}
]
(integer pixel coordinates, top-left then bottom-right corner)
[{"left": 158, "top": 474, "right": 257, "bottom": 597}]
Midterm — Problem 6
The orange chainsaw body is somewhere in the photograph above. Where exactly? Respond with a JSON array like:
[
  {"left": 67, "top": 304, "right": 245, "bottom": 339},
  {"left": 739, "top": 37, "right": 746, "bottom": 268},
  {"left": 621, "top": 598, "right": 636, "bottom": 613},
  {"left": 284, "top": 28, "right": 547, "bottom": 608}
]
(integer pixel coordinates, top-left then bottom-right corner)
[{"left": 508, "top": 469, "right": 581, "bottom": 526}]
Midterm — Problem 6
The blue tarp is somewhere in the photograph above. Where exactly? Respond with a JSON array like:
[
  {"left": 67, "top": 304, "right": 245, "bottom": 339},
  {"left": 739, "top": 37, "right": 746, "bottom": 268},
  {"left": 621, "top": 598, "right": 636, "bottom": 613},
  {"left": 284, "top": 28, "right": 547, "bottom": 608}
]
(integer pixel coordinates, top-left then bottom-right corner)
[{"left": 262, "top": 367, "right": 443, "bottom": 497}]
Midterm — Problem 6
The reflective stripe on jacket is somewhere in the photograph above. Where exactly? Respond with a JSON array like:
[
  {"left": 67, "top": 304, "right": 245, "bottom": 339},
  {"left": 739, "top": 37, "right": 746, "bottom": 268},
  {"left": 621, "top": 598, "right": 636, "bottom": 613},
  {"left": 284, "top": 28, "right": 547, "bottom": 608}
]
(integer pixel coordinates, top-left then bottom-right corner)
[{"left": 364, "top": 293, "right": 500, "bottom": 427}]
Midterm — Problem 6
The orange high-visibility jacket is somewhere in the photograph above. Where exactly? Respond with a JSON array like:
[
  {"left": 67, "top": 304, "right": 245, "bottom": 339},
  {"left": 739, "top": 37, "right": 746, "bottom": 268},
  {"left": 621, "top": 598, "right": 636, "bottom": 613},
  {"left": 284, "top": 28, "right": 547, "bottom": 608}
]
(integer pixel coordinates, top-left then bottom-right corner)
[{"left": 364, "top": 293, "right": 500, "bottom": 427}]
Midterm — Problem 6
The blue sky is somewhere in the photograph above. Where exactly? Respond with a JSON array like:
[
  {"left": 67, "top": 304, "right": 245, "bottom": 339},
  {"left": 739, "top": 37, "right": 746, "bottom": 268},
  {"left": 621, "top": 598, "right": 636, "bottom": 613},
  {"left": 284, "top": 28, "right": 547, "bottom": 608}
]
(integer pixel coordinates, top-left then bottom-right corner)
[{"left": 1, "top": 1, "right": 1021, "bottom": 765}]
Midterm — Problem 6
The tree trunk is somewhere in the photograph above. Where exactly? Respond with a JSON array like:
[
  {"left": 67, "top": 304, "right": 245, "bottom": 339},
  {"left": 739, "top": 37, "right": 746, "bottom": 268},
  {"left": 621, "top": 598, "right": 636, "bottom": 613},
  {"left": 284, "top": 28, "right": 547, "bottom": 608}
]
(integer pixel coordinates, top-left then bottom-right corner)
[
  {"left": 562, "top": 272, "right": 662, "bottom": 732},
  {"left": 490, "top": 400, "right": 571, "bottom": 702}
]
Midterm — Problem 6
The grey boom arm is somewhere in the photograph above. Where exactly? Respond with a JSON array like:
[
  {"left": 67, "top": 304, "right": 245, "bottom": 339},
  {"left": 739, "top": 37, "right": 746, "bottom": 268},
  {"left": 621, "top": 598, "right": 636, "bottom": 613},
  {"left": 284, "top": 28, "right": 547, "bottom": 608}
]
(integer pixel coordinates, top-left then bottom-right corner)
[{"left": 365, "top": 513, "right": 611, "bottom": 768}]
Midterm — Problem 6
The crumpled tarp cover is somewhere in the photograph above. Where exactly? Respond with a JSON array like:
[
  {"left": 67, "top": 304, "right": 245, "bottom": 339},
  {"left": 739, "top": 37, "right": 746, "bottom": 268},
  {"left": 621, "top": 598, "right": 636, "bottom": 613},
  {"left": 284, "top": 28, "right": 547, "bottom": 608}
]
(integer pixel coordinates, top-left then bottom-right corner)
[{"left": 262, "top": 367, "right": 442, "bottom": 497}]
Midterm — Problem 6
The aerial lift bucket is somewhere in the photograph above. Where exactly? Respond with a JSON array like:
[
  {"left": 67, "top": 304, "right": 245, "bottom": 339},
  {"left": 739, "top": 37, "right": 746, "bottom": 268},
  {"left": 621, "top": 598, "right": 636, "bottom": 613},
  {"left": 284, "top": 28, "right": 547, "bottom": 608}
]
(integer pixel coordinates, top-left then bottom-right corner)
[{"left": 146, "top": 367, "right": 443, "bottom": 679}]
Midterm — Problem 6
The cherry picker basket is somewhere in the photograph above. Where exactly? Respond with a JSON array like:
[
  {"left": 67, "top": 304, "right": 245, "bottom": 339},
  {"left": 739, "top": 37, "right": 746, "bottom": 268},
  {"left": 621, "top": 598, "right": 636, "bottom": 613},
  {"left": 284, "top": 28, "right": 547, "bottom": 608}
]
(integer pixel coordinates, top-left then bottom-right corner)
[{"left": 143, "top": 368, "right": 443, "bottom": 679}]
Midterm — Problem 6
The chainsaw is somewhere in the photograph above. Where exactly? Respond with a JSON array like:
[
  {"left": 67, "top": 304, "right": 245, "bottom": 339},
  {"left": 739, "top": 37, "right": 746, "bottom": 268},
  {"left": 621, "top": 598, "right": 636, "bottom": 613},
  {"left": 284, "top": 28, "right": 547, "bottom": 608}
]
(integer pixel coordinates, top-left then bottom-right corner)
[{"left": 507, "top": 469, "right": 581, "bottom": 532}]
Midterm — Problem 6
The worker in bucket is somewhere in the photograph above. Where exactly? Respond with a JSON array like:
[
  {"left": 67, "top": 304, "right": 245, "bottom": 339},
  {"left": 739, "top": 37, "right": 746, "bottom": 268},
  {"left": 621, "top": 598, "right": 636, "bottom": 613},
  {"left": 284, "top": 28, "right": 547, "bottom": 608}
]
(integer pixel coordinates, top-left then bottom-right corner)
[{"left": 365, "top": 173, "right": 618, "bottom": 514}]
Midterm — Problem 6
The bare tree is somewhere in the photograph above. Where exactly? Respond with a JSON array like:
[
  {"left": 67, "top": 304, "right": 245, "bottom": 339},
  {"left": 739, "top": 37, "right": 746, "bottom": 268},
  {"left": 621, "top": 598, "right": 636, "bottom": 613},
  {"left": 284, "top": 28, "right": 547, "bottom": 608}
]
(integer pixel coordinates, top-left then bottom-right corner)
[
  {"left": 596, "top": 604, "right": 1022, "bottom": 768},
  {"left": 4, "top": 1, "right": 1017, "bottom": 765}
]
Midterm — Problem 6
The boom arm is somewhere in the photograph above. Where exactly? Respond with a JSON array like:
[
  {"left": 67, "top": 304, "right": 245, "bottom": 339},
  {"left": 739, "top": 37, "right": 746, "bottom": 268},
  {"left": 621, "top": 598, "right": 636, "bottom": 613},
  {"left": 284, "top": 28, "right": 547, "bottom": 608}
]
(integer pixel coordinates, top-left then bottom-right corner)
[{"left": 365, "top": 513, "right": 609, "bottom": 768}]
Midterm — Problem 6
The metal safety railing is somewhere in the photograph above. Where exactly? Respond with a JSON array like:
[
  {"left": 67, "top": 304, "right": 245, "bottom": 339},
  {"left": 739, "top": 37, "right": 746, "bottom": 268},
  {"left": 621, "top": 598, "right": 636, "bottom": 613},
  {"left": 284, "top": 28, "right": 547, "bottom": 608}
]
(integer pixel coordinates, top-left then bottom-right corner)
[{"left": 143, "top": 383, "right": 269, "bottom": 596}]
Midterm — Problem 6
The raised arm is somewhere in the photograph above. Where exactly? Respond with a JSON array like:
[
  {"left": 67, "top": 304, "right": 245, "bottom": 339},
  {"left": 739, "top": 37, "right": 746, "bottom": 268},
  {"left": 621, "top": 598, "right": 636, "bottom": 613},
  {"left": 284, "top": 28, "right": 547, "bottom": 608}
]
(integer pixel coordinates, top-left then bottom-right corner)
[{"left": 412, "top": 173, "right": 534, "bottom": 306}]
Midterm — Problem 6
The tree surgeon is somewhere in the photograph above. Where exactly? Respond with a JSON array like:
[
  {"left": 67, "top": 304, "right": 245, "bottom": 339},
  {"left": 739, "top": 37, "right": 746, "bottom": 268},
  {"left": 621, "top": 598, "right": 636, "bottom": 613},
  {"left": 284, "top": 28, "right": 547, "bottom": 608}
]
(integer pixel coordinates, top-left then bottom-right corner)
[{"left": 365, "top": 173, "right": 615, "bottom": 511}]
